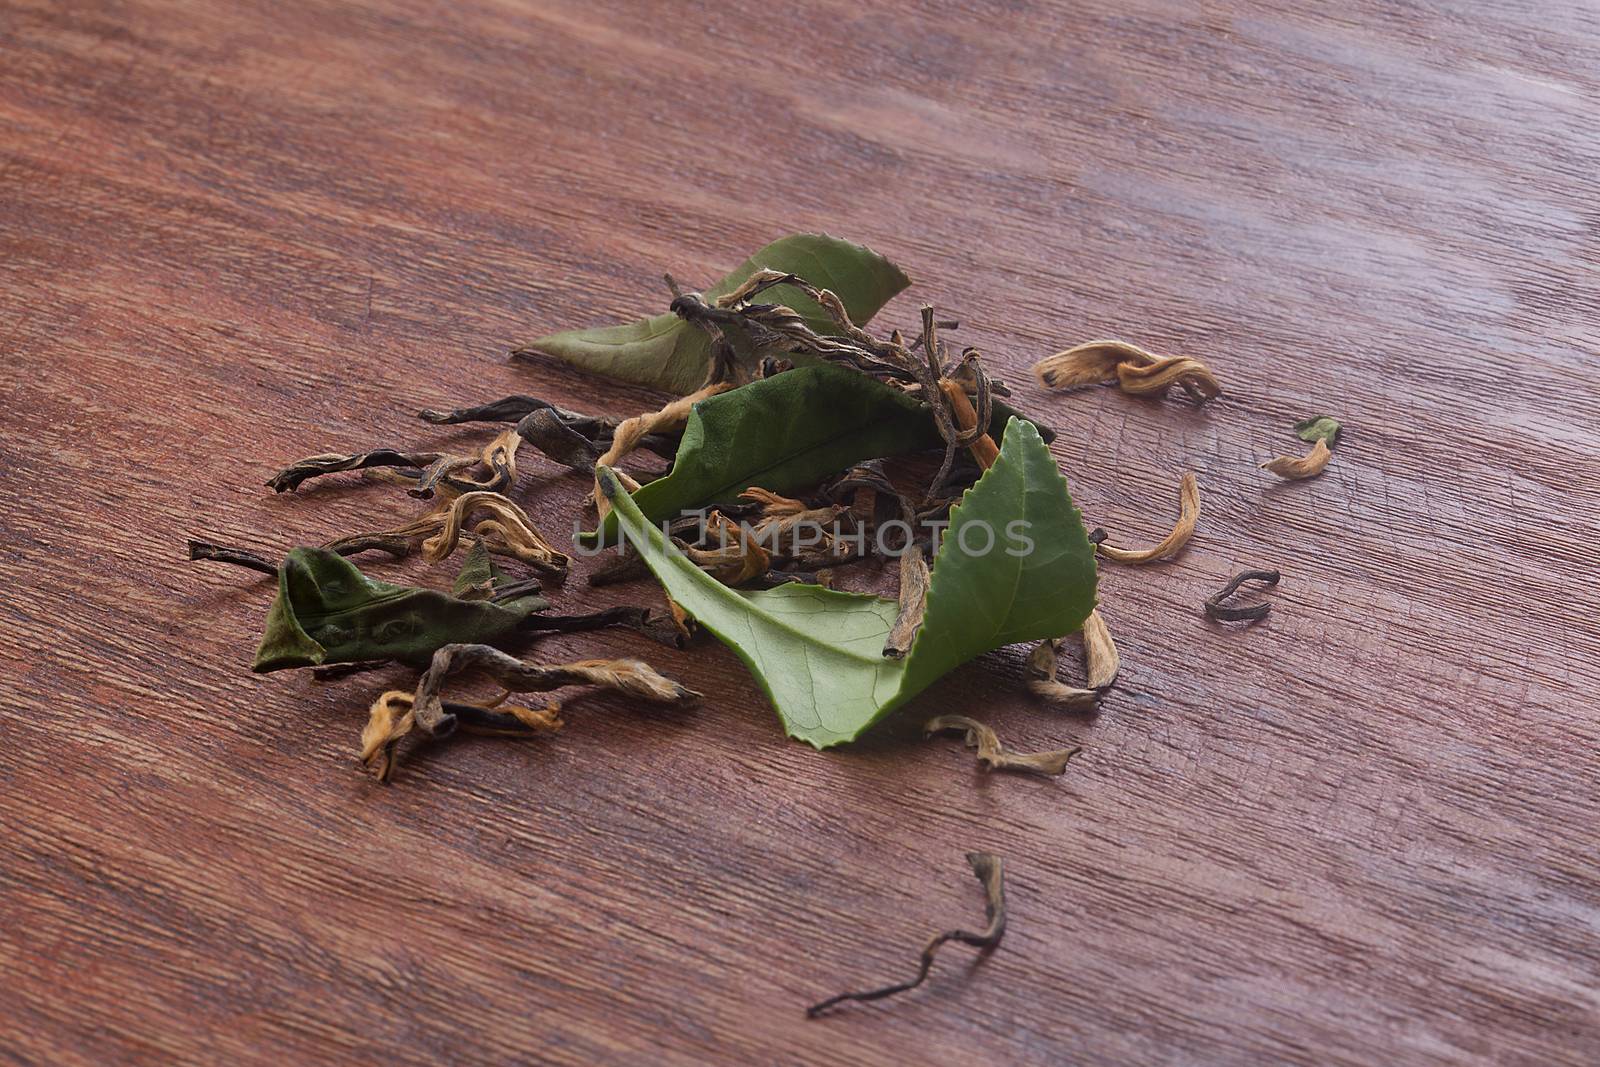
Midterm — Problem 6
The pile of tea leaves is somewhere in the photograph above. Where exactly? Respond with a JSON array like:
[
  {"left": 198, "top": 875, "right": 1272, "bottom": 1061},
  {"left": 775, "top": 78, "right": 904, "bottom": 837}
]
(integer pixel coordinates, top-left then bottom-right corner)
[{"left": 193, "top": 233, "right": 1335, "bottom": 1013}]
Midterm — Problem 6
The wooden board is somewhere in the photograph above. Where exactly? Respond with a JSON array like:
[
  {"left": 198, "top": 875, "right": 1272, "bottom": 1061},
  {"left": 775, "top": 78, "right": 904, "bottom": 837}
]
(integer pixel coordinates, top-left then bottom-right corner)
[{"left": 2, "top": 1, "right": 1597, "bottom": 1062}]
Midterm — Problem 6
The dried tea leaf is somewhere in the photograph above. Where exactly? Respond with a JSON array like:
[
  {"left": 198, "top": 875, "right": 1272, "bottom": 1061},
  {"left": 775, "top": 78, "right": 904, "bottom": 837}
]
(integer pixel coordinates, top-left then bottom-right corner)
[
  {"left": 187, "top": 539, "right": 279, "bottom": 576},
  {"left": 1099, "top": 472, "right": 1199, "bottom": 564},
  {"left": 360, "top": 690, "right": 416, "bottom": 781},
  {"left": 679, "top": 513, "right": 771, "bottom": 586},
  {"left": 593, "top": 383, "right": 732, "bottom": 515},
  {"left": 1024, "top": 637, "right": 1100, "bottom": 710},
  {"left": 516, "top": 234, "right": 912, "bottom": 394},
  {"left": 422, "top": 491, "right": 570, "bottom": 575},
  {"left": 924, "top": 714, "right": 1079, "bottom": 776},
  {"left": 269, "top": 429, "right": 518, "bottom": 499},
  {"left": 1261, "top": 438, "right": 1332, "bottom": 480},
  {"left": 1204, "top": 569, "right": 1280, "bottom": 623},
  {"left": 807, "top": 852, "right": 1007, "bottom": 1017},
  {"left": 267, "top": 448, "right": 445, "bottom": 493},
  {"left": 1082, "top": 609, "right": 1120, "bottom": 690},
  {"left": 360, "top": 688, "right": 562, "bottom": 782},
  {"left": 516, "top": 407, "right": 602, "bottom": 473},
  {"left": 738, "top": 486, "right": 809, "bottom": 517},
  {"left": 1032, "top": 339, "right": 1221, "bottom": 403},
  {"left": 251, "top": 548, "right": 548, "bottom": 673},
  {"left": 409, "top": 643, "right": 700, "bottom": 737},
  {"left": 882, "top": 549, "right": 929, "bottom": 659},
  {"left": 1024, "top": 609, "right": 1117, "bottom": 708}
]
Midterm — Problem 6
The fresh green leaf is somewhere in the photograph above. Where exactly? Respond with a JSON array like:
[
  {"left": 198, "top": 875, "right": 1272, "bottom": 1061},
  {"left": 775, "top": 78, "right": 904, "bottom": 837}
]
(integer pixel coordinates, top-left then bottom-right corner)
[
  {"left": 600, "top": 417, "right": 1097, "bottom": 747},
  {"left": 517, "top": 234, "right": 910, "bottom": 394},
  {"left": 586, "top": 364, "right": 925, "bottom": 545},
  {"left": 585, "top": 364, "right": 1041, "bottom": 546},
  {"left": 252, "top": 548, "right": 547, "bottom": 673},
  {"left": 1293, "top": 415, "right": 1342, "bottom": 448}
]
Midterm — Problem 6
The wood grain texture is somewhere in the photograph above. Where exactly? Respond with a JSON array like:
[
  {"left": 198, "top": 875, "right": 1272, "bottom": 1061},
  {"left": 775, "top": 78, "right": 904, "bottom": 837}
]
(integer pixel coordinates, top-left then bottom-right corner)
[{"left": 2, "top": 0, "right": 1598, "bottom": 1063}]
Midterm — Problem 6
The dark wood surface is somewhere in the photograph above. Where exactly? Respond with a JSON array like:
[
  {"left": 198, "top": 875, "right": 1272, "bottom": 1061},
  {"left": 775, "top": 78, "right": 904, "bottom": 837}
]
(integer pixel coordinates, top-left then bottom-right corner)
[{"left": 3, "top": 1, "right": 1597, "bottom": 1063}]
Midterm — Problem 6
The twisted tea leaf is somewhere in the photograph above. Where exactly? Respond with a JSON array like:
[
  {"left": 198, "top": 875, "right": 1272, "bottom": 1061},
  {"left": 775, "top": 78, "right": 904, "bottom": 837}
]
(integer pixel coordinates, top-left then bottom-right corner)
[{"left": 807, "top": 852, "right": 1006, "bottom": 1017}]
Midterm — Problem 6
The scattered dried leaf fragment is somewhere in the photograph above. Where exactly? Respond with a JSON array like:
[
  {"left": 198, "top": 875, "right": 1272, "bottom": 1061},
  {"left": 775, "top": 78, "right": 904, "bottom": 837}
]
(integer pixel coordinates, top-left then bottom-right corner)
[
  {"left": 882, "top": 549, "right": 930, "bottom": 659},
  {"left": 593, "top": 382, "right": 731, "bottom": 515},
  {"left": 1262, "top": 415, "right": 1342, "bottom": 479},
  {"left": 1032, "top": 340, "right": 1221, "bottom": 403},
  {"left": 1026, "top": 609, "right": 1119, "bottom": 709},
  {"left": 924, "top": 715, "right": 1079, "bottom": 776},
  {"left": 1204, "top": 569, "right": 1281, "bottom": 623},
  {"left": 1262, "top": 438, "right": 1331, "bottom": 480},
  {"left": 1099, "top": 473, "right": 1200, "bottom": 565},
  {"left": 410, "top": 643, "right": 698, "bottom": 737},
  {"left": 359, "top": 689, "right": 562, "bottom": 782},
  {"left": 807, "top": 852, "right": 1007, "bottom": 1018}
]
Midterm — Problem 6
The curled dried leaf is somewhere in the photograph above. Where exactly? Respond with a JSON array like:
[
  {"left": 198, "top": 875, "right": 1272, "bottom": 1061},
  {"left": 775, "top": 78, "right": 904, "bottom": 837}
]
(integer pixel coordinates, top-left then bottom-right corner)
[
  {"left": 807, "top": 852, "right": 1006, "bottom": 1018},
  {"left": 1204, "top": 569, "right": 1280, "bottom": 623},
  {"left": 269, "top": 427, "right": 519, "bottom": 499},
  {"left": 738, "top": 486, "right": 808, "bottom": 517},
  {"left": 680, "top": 513, "right": 771, "bottom": 586},
  {"left": 359, "top": 688, "right": 562, "bottom": 782},
  {"left": 1082, "top": 609, "right": 1120, "bottom": 691},
  {"left": 411, "top": 643, "right": 699, "bottom": 738},
  {"left": 1099, "top": 472, "right": 1199, "bottom": 564},
  {"left": 593, "top": 383, "right": 732, "bottom": 515},
  {"left": 665, "top": 596, "right": 697, "bottom": 643},
  {"left": 187, "top": 538, "right": 279, "bottom": 576},
  {"left": 421, "top": 491, "right": 570, "bottom": 575},
  {"left": 360, "top": 690, "right": 416, "bottom": 782},
  {"left": 1261, "top": 438, "right": 1331, "bottom": 480},
  {"left": 515, "top": 408, "right": 602, "bottom": 474},
  {"left": 1032, "top": 339, "right": 1220, "bottom": 403},
  {"left": 1024, "top": 638, "right": 1101, "bottom": 710},
  {"left": 752, "top": 504, "right": 850, "bottom": 558},
  {"left": 924, "top": 714, "right": 1079, "bottom": 776},
  {"left": 267, "top": 448, "right": 444, "bottom": 494},
  {"left": 882, "top": 549, "right": 929, "bottom": 659}
]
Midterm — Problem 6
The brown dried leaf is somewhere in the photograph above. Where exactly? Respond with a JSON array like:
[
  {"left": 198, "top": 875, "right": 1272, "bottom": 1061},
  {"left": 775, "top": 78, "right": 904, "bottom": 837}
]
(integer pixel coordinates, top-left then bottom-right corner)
[
  {"left": 1024, "top": 655, "right": 1101, "bottom": 709},
  {"left": 420, "top": 491, "right": 570, "bottom": 575},
  {"left": 882, "top": 550, "right": 929, "bottom": 659},
  {"left": 924, "top": 714, "right": 1079, "bottom": 776},
  {"left": 1032, "top": 339, "right": 1221, "bottom": 403},
  {"left": 806, "top": 852, "right": 1007, "bottom": 1017},
  {"left": 359, "top": 688, "right": 562, "bottom": 782},
  {"left": 1082, "top": 609, "right": 1120, "bottom": 691},
  {"left": 1099, "top": 472, "right": 1199, "bottom": 565},
  {"left": 411, "top": 643, "right": 700, "bottom": 738},
  {"left": 738, "top": 486, "right": 809, "bottom": 517},
  {"left": 593, "top": 383, "right": 731, "bottom": 515},
  {"left": 1261, "top": 438, "right": 1332, "bottom": 480},
  {"left": 681, "top": 513, "right": 771, "bottom": 586}
]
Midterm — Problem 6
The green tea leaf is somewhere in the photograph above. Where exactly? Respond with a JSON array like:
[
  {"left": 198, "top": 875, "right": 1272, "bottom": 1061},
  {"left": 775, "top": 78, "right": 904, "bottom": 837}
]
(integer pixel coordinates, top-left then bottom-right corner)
[
  {"left": 587, "top": 364, "right": 934, "bottom": 545},
  {"left": 518, "top": 234, "right": 911, "bottom": 394},
  {"left": 1293, "top": 414, "right": 1343, "bottom": 448},
  {"left": 600, "top": 418, "right": 1097, "bottom": 747},
  {"left": 253, "top": 548, "right": 547, "bottom": 673},
  {"left": 586, "top": 364, "right": 1042, "bottom": 546}
]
